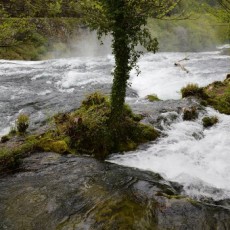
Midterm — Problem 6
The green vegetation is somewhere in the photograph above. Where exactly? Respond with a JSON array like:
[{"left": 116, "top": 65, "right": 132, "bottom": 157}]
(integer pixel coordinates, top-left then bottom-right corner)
[
  {"left": 148, "top": 14, "right": 228, "bottom": 51},
  {"left": 146, "top": 94, "right": 161, "bottom": 102},
  {"left": 0, "top": 17, "right": 80, "bottom": 60},
  {"left": 202, "top": 116, "right": 219, "bottom": 127},
  {"left": 55, "top": 92, "right": 158, "bottom": 159},
  {"left": 181, "top": 83, "right": 207, "bottom": 99},
  {"left": 0, "top": 138, "right": 39, "bottom": 171},
  {"left": 203, "top": 77, "right": 230, "bottom": 114},
  {"left": 181, "top": 76, "right": 230, "bottom": 115},
  {"left": 0, "top": 0, "right": 228, "bottom": 59},
  {"left": 0, "top": 93, "right": 158, "bottom": 172},
  {"left": 16, "top": 114, "right": 30, "bottom": 134},
  {"left": 81, "top": 0, "right": 181, "bottom": 125},
  {"left": 94, "top": 196, "right": 158, "bottom": 229}
]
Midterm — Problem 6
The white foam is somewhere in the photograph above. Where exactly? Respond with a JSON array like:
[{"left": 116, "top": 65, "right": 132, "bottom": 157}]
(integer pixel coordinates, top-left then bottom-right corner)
[
  {"left": 0, "top": 52, "right": 229, "bottom": 200},
  {"left": 0, "top": 127, "right": 11, "bottom": 137},
  {"left": 130, "top": 52, "right": 230, "bottom": 100},
  {"left": 109, "top": 108, "right": 230, "bottom": 200}
]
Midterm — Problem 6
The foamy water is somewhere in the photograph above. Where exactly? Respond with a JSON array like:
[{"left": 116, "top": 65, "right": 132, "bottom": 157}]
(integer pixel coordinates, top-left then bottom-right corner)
[
  {"left": 109, "top": 108, "right": 230, "bottom": 200},
  {"left": 130, "top": 52, "right": 229, "bottom": 100},
  {"left": 0, "top": 51, "right": 229, "bottom": 200}
]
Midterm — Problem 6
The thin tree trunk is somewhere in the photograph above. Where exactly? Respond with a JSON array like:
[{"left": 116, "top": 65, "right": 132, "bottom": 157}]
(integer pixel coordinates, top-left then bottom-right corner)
[{"left": 110, "top": 26, "right": 130, "bottom": 125}]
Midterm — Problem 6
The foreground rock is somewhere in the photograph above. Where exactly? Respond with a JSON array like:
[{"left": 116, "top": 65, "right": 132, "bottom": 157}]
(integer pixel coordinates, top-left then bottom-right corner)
[{"left": 0, "top": 152, "right": 230, "bottom": 230}]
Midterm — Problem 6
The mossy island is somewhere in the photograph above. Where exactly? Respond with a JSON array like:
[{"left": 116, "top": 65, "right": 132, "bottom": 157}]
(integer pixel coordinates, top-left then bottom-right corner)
[{"left": 0, "top": 92, "right": 159, "bottom": 173}]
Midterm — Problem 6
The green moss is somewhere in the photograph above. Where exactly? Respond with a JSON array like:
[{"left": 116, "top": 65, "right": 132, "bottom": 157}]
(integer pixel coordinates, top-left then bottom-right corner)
[
  {"left": 81, "top": 92, "right": 108, "bottom": 109},
  {"left": 0, "top": 139, "right": 39, "bottom": 171},
  {"left": 156, "top": 192, "right": 186, "bottom": 200},
  {"left": 180, "top": 77, "right": 230, "bottom": 115},
  {"left": 0, "top": 132, "right": 71, "bottom": 172},
  {"left": 202, "top": 116, "right": 219, "bottom": 128},
  {"left": 132, "top": 114, "right": 143, "bottom": 122},
  {"left": 94, "top": 196, "right": 158, "bottom": 229},
  {"left": 187, "top": 198, "right": 201, "bottom": 207},
  {"left": 56, "top": 92, "right": 159, "bottom": 159},
  {"left": 38, "top": 139, "right": 69, "bottom": 154},
  {"left": 203, "top": 76, "right": 230, "bottom": 115},
  {"left": 181, "top": 83, "right": 207, "bottom": 99},
  {"left": 146, "top": 94, "right": 161, "bottom": 102},
  {"left": 119, "top": 141, "right": 137, "bottom": 152},
  {"left": 0, "top": 93, "right": 159, "bottom": 171}
]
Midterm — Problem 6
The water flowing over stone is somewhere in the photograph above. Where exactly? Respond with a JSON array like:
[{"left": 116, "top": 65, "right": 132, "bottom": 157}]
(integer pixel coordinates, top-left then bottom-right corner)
[
  {"left": 0, "top": 51, "right": 230, "bottom": 226},
  {"left": 0, "top": 152, "right": 230, "bottom": 230}
]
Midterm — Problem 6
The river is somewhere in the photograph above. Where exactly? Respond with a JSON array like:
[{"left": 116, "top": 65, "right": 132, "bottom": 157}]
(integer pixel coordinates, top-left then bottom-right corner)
[{"left": 0, "top": 50, "right": 229, "bottom": 201}]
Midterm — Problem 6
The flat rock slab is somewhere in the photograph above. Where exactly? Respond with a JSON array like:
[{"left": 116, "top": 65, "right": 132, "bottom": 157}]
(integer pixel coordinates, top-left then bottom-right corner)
[{"left": 0, "top": 152, "right": 230, "bottom": 230}]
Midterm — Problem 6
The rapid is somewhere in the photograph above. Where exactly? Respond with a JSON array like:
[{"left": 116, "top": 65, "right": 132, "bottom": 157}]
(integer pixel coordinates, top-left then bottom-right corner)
[{"left": 0, "top": 50, "right": 229, "bottom": 201}]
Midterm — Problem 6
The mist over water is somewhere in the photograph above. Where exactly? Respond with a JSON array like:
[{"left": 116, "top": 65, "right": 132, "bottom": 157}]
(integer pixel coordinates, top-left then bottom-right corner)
[
  {"left": 49, "top": 30, "right": 112, "bottom": 58},
  {"left": 71, "top": 30, "right": 112, "bottom": 57}
]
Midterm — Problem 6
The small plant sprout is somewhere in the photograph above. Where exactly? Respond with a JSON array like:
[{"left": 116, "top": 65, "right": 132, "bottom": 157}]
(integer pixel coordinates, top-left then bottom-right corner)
[{"left": 16, "top": 113, "right": 30, "bottom": 134}]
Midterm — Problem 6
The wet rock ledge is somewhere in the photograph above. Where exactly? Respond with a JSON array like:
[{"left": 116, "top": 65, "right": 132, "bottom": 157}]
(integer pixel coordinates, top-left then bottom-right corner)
[{"left": 0, "top": 152, "right": 230, "bottom": 230}]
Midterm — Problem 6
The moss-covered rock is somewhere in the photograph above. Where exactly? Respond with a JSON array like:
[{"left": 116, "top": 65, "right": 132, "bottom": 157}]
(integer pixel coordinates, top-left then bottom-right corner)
[
  {"left": 56, "top": 92, "right": 159, "bottom": 159},
  {"left": 38, "top": 139, "right": 69, "bottom": 154},
  {"left": 181, "top": 83, "right": 207, "bottom": 99},
  {"left": 203, "top": 76, "right": 230, "bottom": 115},
  {"left": 202, "top": 116, "right": 219, "bottom": 128},
  {"left": 183, "top": 107, "right": 198, "bottom": 121},
  {"left": 181, "top": 76, "right": 230, "bottom": 115},
  {"left": 0, "top": 138, "right": 39, "bottom": 172},
  {"left": 0, "top": 92, "right": 159, "bottom": 171},
  {"left": 146, "top": 94, "right": 161, "bottom": 102},
  {"left": 1, "top": 152, "right": 230, "bottom": 229}
]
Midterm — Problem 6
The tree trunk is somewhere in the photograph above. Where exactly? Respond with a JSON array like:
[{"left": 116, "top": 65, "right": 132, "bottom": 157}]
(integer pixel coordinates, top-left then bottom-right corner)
[
  {"left": 109, "top": 0, "right": 130, "bottom": 125},
  {"left": 110, "top": 29, "right": 130, "bottom": 124}
]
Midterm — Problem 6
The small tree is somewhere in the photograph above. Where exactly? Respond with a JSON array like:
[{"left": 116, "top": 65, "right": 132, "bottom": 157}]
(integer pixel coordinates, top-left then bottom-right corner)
[{"left": 80, "top": 0, "right": 181, "bottom": 124}]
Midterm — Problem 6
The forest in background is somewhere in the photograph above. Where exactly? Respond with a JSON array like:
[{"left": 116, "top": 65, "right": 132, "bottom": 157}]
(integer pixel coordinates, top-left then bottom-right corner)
[{"left": 0, "top": 0, "right": 229, "bottom": 60}]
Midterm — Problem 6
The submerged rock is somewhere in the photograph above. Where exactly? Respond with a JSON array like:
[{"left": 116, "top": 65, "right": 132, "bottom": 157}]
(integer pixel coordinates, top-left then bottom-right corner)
[{"left": 0, "top": 152, "right": 229, "bottom": 230}]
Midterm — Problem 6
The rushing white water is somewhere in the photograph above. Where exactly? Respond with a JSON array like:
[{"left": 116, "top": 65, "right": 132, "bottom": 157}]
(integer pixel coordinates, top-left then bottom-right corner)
[
  {"left": 130, "top": 52, "right": 229, "bottom": 100},
  {"left": 109, "top": 107, "right": 230, "bottom": 200},
  {"left": 0, "top": 51, "right": 229, "bottom": 200},
  {"left": 110, "top": 52, "right": 230, "bottom": 200}
]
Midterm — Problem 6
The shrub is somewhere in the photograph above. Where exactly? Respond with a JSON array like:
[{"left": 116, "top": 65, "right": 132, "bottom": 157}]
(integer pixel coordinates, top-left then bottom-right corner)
[
  {"left": 202, "top": 116, "right": 218, "bottom": 128},
  {"left": 16, "top": 114, "right": 29, "bottom": 133},
  {"left": 181, "top": 83, "right": 207, "bottom": 99}
]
